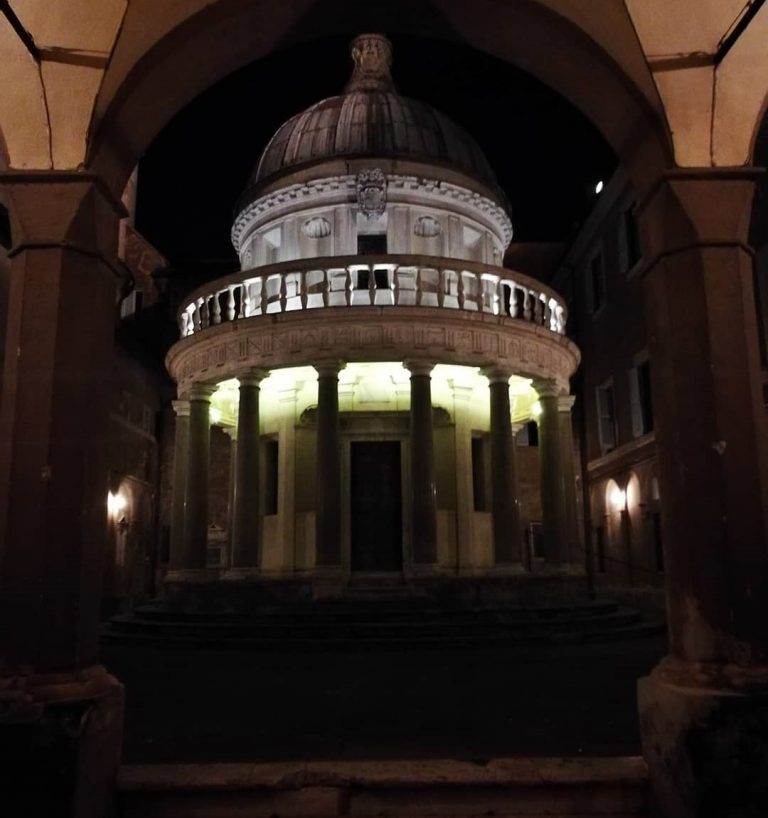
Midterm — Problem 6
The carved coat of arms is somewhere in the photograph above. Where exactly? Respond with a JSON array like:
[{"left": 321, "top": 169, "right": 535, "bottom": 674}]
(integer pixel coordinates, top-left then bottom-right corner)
[{"left": 356, "top": 168, "right": 387, "bottom": 218}]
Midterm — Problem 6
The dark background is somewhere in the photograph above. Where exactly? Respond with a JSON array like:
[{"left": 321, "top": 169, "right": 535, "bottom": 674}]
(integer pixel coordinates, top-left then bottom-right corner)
[{"left": 136, "top": 34, "right": 617, "bottom": 266}]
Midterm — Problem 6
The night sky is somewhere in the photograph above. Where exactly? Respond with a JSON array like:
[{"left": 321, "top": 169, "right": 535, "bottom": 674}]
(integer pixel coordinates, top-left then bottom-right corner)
[{"left": 136, "top": 34, "right": 616, "bottom": 267}]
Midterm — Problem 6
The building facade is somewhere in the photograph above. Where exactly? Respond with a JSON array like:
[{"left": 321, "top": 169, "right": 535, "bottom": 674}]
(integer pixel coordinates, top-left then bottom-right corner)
[{"left": 162, "top": 35, "right": 581, "bottom": 593}]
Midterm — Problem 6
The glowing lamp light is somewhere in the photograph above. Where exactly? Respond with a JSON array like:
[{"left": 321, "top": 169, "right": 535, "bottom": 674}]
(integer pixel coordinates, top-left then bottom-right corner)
[
  {"left": 595, "top": 180, "right": 604, "bottom": 194},
  {"left": 107, "top": 491, "right": 127, "bottom": 517},
  {"left": 531, "top": 401, "right": 542, "bottom": 418},
  {"left": 610, "top": 487, "right": 627, "bottom": 512}
]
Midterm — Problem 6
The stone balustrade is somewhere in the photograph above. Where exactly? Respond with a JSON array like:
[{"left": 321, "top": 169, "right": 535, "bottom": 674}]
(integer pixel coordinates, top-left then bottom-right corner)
[{"left": 178, "top": 255, "right": 567, "bottom": 338}]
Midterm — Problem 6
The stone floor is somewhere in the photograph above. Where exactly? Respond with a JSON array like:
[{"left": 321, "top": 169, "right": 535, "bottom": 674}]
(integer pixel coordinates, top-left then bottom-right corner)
[{"left": 103, "top": 633, "right": 666, "bottom": 764}]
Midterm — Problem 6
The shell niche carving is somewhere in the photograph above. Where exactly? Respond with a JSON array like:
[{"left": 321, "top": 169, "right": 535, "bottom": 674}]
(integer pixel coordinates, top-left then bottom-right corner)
[
  {"left": 302, "top": 216, "right": 332, "bottom": 239},
  {"left": 413, "top": 214, "right": 442, "bottom": 237}
]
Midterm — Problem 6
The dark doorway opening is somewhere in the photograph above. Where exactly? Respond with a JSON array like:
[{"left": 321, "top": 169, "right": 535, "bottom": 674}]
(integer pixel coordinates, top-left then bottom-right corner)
[{"left": 350, "top": 441, "right": 403, "bottom": 572}]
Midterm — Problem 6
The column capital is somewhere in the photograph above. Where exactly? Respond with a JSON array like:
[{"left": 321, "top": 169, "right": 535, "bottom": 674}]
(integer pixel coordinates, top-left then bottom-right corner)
[
  {"left": 557, "top": 395, "right": 576, "bottom": 412},
  {"left": 172, "top": 399, "right": 190, "bottom": 417},
  {"left": 187, "top": 383, "right": 216, "bottom": 402},
  {"left": 482, "top": 366, "right": 512, "bottom": 384},
  {"left": 314, "top": 360, "right": 346, "bottom": 378},
  {"left": 404, "top": 359, "right": 435, "bottom": 377},
  {"left": 238, "top": 368, "right": 269, "bottom": 387},
  {"left": 533, "top": 379, "right": 561, "bottom": 398}
]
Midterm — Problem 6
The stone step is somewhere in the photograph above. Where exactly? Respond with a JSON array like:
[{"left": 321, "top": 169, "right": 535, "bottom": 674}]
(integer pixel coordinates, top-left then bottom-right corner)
[
  {"left": 102, "top": 617, "right": 663, "bottom": 649},
  {"left": 118, "top": 757, "right": 649, "bottom": 817}
]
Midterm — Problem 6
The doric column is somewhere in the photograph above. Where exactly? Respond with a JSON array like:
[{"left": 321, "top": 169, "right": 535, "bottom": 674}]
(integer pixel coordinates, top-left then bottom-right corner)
[
  {"left": 537, "top": 380, "right": 569, "bottom": 566},
  {"left": 557, "top": 395, "right": 580, "bottom": 567},
  {"left": 315, "top": 361, "right": 344, "bottom": 567},
  {"left": 634, "top": 170, "right": 768, "bottom": 818},
  {"left": 168, "top": 399, "right": 190, "bottom": 571},
  {"left": 485, "top": 368, "right": 523, "bottom": 566},
  {"left": 406, "top": 360, "right": 438, "bottom": 566},
  {"left": 230, "top": 371, "right": 267, "bottom": 570},
  {"left": 180, "top": 383, "right": 215, "bottom": 572},
  {"left": 0, "top": 173, "right": 124, "bottom": 818}
]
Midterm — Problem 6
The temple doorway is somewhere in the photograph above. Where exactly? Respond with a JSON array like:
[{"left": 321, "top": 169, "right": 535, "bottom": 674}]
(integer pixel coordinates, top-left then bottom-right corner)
[{"left": 350, "top": 441, "right": 403, "bottom": 572}]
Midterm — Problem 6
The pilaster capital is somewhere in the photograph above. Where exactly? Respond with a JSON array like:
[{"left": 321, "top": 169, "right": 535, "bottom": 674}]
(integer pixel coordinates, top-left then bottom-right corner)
[
  {"left": 0, "top": 170, "right": 126, "bottom": 274},
  {"left": 557, "top": 395, "right": 576, "bottom": 412},
  {"left": 404, "top": 359, "right": 435, "bottom": 377},
  {"left": 636, "top": 167, "right": 763, "bottom": 265},
  {"left": 315, "top": 360, "right": 346, "bottom": 379},
  {"left": 172, "top": 399, "right": 190, "bottom": 418}
]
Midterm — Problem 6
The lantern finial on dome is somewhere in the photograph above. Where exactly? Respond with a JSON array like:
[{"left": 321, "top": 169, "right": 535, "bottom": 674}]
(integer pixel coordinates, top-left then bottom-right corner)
[{"left": 345, "top": 33, "right": 395, "bottom": 92}]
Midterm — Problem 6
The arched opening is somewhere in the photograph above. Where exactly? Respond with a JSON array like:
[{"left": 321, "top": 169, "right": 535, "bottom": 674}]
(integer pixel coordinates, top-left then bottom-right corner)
[{"left": 87, "top": 0, "right": 673, "bottom": 200}]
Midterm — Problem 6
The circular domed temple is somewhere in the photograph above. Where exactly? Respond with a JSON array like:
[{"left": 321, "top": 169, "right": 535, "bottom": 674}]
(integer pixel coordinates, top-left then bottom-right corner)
[{"left": 164, "top": 34, "right": 581, "bottom": 598}]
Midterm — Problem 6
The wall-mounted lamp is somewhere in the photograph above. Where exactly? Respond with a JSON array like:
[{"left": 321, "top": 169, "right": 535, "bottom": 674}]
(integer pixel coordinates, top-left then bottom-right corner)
[
  {"left": 609, "top": 486, "right": 627, "bottom": 512},
  {"left": 107, "top": 491, "right": 127, "bottom": 517}
]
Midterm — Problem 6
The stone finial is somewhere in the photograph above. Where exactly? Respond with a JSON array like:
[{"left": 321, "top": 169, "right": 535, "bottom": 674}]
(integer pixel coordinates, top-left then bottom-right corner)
[{"left": 345, "top": 33, "right": 395, "bottom": 92}]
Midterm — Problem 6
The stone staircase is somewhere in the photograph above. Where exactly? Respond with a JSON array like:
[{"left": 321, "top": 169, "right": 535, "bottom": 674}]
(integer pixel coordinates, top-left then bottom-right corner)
[
  {"left": 117, "top": 757, "right": 650, "bottom": 817},
  {"left": 103, "top": 598, "right": 664, "bottom": 648}
]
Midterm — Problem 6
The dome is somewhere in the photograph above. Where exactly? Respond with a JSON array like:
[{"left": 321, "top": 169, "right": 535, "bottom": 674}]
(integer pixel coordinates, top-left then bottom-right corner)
[{"left": 239, "top": 34, "right": 504, "bottom": 206}]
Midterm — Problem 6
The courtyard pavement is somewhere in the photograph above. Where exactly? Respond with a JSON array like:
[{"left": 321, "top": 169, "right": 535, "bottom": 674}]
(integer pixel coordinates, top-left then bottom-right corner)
[{"left": 102, "top": 633, "right": 666, "bottom": 764}]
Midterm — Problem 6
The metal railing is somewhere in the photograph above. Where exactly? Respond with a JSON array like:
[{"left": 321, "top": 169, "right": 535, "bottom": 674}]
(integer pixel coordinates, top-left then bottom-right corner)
[{"left": 178, "top": 254, "right": 567, "bottom": 338}]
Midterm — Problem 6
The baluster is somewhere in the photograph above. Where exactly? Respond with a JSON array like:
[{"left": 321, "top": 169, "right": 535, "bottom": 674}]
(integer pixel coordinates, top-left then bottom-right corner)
[
  {"left": 226, "top": 286, "right": 235, "bottom": 321},
  {"left": 212, "top": 291, "right": 222, "bottom": 325},
  {"left": 197, "top": 297, "right": 207, "bottom": 329},
  {"left": 368, "top": 263, "right": 376, "bottom": 305},
  {"left": 476, "top": 273, "right": 484, "bottom": 312},
  {"left": 192, "top": 303, "right": 201, "bottom": 333},
  {"left": 523, "top": 290, "right": 532, "bottom": 321},
  {"left": 437, "top": 268, "right": 445, "bottom": 308},
  {"left": 543, "top": 299, "right": 552, "bottom": 328},
  {"left": 322, "top": 269, "right": 330, "bottom": 308},
  {"left": 279, "top": 274, "right": 287, "bottom": 312},
  {"left": 393, "top": 265, "right": 401, "bottom": 306},
  {"left": 180, "top": 311, "right": 189, "bottom": 337},
  {"left": 345, "top": 267, "right": 352, "bottom": 306},
  {"left": 260, "top": 275, "right": 268, "bottom": 314},
  {"left": 458, "top": 271, "right": 466, "bottom": 310},
  {"left": 534, "top": 294, "right": 543, "bottom": 324},
  {"left": 415, "top": 267, "right": 422, "bottom": 306},
  {"left": 300, "top": 270, "right": 308, "bottom": 310}
]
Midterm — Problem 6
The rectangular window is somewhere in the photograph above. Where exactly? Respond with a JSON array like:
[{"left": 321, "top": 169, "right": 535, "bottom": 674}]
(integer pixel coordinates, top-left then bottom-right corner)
[
  {"left": 594, "top": 525, "right": 606, "bottom": 574},
  {"left": 471, "top": 436, "right": 487, "bottom": 511},
  {"left": 264, "top": 439, "right": 279, "bottom": 515},
  {"left": 357, "top": 233, "right": 387, "bottom": 255},
  {"left": 596, "top": 380, "right": 617, "bottom": 453},
  {"left": 629, "top": 359, "right": 654, "bottom": 437},
  {"left": 587, "top": 251, "right": 605, "bottom": 314}
]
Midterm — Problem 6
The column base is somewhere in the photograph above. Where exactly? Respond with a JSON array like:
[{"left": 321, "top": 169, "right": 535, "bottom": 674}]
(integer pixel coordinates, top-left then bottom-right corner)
[
  {"left": 484, "top": 563, "right": 528, "bottom": 577},
  {"left": 639, "top": 658, "right": 768, "bottom": 818},
  {"left": 407, "top": 562, "right": 444, "bottom": 579},
  {"left": 163, "top": 568, "right": 220, "bottom": 584},
  {"left": 221, "top": 567, "right": 262, "bottom": 581},
  {"left": 0, "top": 665, "right": 123, "bottom": 818}
]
